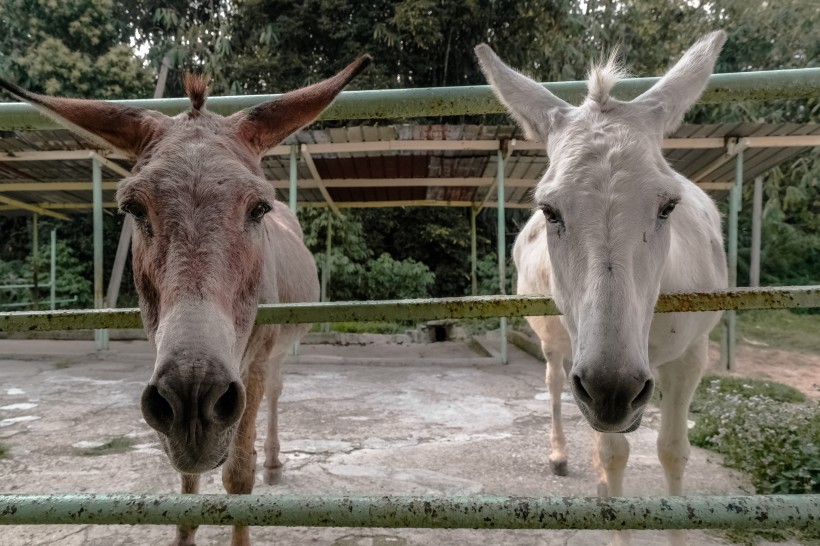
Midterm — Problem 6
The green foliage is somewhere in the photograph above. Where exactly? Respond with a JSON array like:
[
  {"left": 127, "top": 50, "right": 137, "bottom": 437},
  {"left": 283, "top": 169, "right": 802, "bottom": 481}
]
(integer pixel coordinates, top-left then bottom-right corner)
[
  {"left": 0, "top": 441, "right": 8, "bottom": 459},
  {"left": 324, "top": 321, "right": 406, "bottom": 334},
  {"left": 299, "top": 209, "right": 436, "bottom": 301},
  {"left": 736, "top": 309, "right": 820, "bottom": 353},
  {"left": 689, "top": 377, "right": 819, "bottom": 496},
  {"left": 0, "top": 0, "right": 154, "bottom": 98}
]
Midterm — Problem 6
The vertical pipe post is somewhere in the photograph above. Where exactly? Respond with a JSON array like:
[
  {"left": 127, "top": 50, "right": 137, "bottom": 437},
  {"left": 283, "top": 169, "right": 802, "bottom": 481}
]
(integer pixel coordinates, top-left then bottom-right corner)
[
  {"left": 750, "top": 176, "right": 762, "bottom": 288},
  {"left": 92, "top": 157, "right": 109, "bottom": 350},
  {"left": 723, "top": 150, "right": 743, "bottom": 371},
  {"left": 31, "top": 213, "right": 39, "bottom": 309},
  {"left": 50, "top": 229, "right": 56, "bottom": 311},
  {"left": 289, "top": 145, "right": 298, "bottom": 212},
  {"left": 496, "top": 149, "right": 507, "bottom": 364},
  {"left": 321, "top": 211, "right": 333, "bottom": 333},
  {"left": 471, "top": 206, "right": 478, "bottom": 296}
]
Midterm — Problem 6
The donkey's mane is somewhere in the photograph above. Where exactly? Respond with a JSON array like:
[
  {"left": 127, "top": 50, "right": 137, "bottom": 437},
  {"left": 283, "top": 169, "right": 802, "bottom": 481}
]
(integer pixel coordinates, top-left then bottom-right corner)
[
  {"left": 183, "top": 73, "right": 211, "bottom": 112},
  {"left": 586, "top": 51, "right": 629, "bottom": 109}
]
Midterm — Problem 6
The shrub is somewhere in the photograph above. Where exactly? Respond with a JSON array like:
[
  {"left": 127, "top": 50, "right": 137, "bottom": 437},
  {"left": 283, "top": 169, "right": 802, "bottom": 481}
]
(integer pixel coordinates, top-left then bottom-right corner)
[{"left": 689, "top": 377, "right": 820, "bottom": 495}]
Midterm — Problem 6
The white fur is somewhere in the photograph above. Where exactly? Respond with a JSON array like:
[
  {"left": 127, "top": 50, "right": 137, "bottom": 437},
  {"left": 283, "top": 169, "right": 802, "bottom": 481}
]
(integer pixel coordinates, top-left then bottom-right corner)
[{"left": 479, "top": 32, "right": 728, "bottom": 546}]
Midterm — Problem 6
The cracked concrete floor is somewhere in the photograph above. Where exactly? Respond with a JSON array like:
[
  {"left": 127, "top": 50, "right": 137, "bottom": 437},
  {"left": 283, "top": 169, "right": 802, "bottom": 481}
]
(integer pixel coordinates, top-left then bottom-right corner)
[{"left": 0, "top": 338, "right": 751, "bottom": 545}]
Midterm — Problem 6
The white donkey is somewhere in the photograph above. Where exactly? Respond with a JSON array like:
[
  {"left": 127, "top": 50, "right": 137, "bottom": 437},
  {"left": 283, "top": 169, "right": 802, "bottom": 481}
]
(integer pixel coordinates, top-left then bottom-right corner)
[{"left": 477, "top": 32, "right": 729, "bottom": 544}]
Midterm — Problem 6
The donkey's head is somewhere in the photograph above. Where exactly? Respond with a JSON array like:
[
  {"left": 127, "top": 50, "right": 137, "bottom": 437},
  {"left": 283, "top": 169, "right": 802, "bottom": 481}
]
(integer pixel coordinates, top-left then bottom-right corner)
[
  {"left": 477, "top": 32, "right": 726, "bottom": 432},
  {"left": 0, "top": 57, "right": 370, "bottom": 472}
]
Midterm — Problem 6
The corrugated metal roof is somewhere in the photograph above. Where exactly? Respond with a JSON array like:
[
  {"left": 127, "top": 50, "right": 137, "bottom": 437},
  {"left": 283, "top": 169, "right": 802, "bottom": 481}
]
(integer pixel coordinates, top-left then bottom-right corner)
[{"left": 0, "top": 122, "right": 817, "bottom": 217}]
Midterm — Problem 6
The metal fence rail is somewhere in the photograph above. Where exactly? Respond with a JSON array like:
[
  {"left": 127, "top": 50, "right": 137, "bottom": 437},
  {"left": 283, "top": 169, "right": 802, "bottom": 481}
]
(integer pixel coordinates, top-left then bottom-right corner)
[
  {"left": 1, "top": 68, "right": 819, "bottom": 130},
  {"left": 1, "top": 493, "right": 818, "bottom": 530},
  {"left": 1, "top": 285, "right": 817, "bottom": 332}
]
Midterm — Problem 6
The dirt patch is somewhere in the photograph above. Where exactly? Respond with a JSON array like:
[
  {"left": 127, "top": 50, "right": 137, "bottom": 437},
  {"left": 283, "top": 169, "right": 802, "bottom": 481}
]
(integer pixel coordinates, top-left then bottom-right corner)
[{"left": 707, "top": 343, "right": 820, "bottom": 399}]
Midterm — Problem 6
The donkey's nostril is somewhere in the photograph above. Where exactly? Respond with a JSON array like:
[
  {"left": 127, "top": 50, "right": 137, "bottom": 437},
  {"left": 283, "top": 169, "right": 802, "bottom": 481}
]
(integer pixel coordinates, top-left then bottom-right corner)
[
  {"left": 212, "top": 381, "right": 244, "bottom": 428},
  {"left": 632, "top": 377, "right": 655, "bottom": 408},
  {"left": 571, "top": 373, "right": 593, "bottom": 405},
  {"left": 141, "top": 384, "right": 174, "bottom": 435}
]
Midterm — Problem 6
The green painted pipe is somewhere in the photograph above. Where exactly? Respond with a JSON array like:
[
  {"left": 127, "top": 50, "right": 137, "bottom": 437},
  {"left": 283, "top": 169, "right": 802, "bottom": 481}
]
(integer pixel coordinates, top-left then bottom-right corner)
[
  {"left": 0, "top": 493, "right": 817, "bottom": 529},
  {"left": 0, "top": 69, "right": 818, "bottom": 130},
  {"left": 0, "top": 286, "right": 818, "bottom": 333}
]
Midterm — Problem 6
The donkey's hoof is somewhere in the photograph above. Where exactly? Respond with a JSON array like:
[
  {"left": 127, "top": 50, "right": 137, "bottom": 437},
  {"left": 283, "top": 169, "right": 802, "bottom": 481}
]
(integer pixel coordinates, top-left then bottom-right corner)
[
  {"left": 549, "top": 459, "right": 568, "bottom": 476},
  {"left": 264, "top": 464, "right": 284, "bottom": 485}
]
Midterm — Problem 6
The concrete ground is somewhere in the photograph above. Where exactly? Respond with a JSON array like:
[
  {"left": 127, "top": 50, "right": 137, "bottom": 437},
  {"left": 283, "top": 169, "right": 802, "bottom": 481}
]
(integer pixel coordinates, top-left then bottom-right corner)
[{"left": 0, "top": 337, "right": 752, "bottom": 545}]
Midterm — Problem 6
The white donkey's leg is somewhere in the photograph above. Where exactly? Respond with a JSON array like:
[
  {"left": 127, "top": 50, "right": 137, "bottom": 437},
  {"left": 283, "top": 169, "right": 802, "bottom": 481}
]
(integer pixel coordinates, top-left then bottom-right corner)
[
  {"left": 263, "top": 352, "right": 287, "bottom": 485},
  {"left": 543, "top": 343, "right": 568, "bottom": 475},
  {"left": 593, "top": 431, "right": 631, "bottom": 546},
  {"left": 655, "top": 335, "right": 708, "bottom": 546},
  {"left": 172, "top": 473, "right": 200, "bottom": 546}
]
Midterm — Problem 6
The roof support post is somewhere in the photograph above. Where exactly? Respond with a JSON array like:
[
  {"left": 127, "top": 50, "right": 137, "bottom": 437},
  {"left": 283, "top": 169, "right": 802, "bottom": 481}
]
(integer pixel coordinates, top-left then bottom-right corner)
[
  {"left": 92, "top": 157, "right": 109, "bottom": 350},
  {"left": 289, "top": 145, "right": 298, "bottom": 212},
  {"left": 50, "top": 229, "right": 56, "bottom": 311},
  {"left": 471, "top": 206, "right": 478, "bottom": 296},
  {"left": 321, "top": 210, "right": 333, "bottom": 333},
  {"left": 497, "top": 148, "right": 507, "bottom": 365},
  {"left": 750, "top": 176, "right": 763, "bottom": 288},
  {"left": 31, "top": 213, "right": 39, "bottom": 309},
  {"left": 722, "top": 149, "right": 743, "bottom": 371}
]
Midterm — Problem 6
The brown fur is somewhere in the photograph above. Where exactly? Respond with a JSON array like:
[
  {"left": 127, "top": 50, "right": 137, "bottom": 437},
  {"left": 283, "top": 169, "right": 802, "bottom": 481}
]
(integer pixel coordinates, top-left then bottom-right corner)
[{"left": 0, "top": 56, "right": 370, "bottom": 546}]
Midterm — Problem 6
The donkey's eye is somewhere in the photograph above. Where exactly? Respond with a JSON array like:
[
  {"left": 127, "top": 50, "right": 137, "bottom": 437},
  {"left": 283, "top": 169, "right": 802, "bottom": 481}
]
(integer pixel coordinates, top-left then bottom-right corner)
[
  {"left": 121, "top": 200, "right": 146, "bottom": 221},
  {"left": 541, "top": 204, "right": 563, "bottom": 225},
  {"left": 249, "top": 201, "right": 272, "bottom": 222},
  {"left": 658, "top": 200, "right": 679, "bottom": 220}
]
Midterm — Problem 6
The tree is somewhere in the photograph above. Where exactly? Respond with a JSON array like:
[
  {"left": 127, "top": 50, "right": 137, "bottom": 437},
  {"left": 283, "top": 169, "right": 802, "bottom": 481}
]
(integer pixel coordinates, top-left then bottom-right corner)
[{"left": 0, "top": 0, "right": 154, "bottom": 97}]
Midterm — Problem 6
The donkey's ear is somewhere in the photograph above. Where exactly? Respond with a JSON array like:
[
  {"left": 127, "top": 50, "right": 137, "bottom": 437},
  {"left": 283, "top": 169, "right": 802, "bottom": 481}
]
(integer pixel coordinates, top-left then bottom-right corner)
[
  {"left": 475, "top": 44, "right": 571, "bottom": 142},
  {"left": 231, "top": 55, "right": 371, "bottom": 155},
  {"left": 0, "top": 79, "right": 167, "bottom": 158},
  {"left": 631, "top": 31, "right": 727, "bottom": 135}
]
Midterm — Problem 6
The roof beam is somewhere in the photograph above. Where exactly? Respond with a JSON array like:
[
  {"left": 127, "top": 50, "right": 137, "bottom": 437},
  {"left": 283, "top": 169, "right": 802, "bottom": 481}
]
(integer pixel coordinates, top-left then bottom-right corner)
[
  {"left": 693, "top": 138, "right": 749, "bottom": 182},
  {"left": 0, "top": 182, "right": 119, "bottom": 192},
  {"left": 0, "top": 201, "right": 119, "bottom": 212},
  {"left": 300, "top": 144, "right": 340, "bottom": 216},
  {"left": 90, "top": 152, "right": 131, "bottom": 178},
  {"left": 0, "top": 195, "right": 70, "bottom": 220},
  {"left": 300, "top": 200, "right": 534, "bottom": 209}
]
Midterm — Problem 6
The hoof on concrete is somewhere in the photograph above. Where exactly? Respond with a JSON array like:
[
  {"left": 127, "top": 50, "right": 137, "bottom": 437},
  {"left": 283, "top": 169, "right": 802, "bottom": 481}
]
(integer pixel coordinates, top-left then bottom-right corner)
[
  {"left": 549, "top": 459, "right": 568, "bottom": 476},
  {"left": 264, "top": 465, "right": 283, "bottom": 485}
]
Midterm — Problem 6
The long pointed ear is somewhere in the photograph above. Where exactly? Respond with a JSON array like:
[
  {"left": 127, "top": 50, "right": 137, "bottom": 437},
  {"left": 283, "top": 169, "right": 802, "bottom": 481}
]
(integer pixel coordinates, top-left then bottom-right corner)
[
  {"left": 475, "top": 44, "right": 572, "bottom": 142},
  {"left": 230, "top": 55, "right": 371, "bottom": 155},
  {"left": 0, "top": 79, "right": 168, "bottom": 158},
  {"left": 631, "top": 31, "right": 727, "bottom": 135}
]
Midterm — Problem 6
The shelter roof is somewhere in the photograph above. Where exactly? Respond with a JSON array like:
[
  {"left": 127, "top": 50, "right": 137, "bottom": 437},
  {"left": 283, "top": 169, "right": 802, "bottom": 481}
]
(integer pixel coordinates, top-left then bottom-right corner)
[{"left": 0, "top": 122, "right": 818, "bottom": 220}]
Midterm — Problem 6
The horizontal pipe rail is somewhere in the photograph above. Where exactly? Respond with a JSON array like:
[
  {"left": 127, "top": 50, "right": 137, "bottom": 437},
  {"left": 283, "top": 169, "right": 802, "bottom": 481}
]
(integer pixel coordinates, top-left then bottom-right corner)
[
  {"left": 0, "top": 493, "right": 817, "bottom": 530},
  {"left": 0, "top": 286, "right": 817, "bottom": 332},
  {"left": 0, "top": 69, "right": 818, "bottom": 130}
]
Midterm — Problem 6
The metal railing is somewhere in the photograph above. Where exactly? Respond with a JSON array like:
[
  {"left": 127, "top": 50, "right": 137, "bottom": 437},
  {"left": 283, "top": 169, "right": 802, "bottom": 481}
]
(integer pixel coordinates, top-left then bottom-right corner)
[
  {"left": 1, "top": 67, "right": 819, "bottom": 532},
  {"left": 1, "top": 285, "right": 818, "bottom": 332},
  {"left": 1, "top": 286, "right": 819, "bottom": 530}
]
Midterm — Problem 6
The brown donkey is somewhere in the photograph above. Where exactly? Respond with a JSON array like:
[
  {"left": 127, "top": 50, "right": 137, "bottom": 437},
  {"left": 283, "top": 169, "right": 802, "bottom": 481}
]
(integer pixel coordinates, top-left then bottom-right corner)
[{"left": 0, "top": 56, "right": 370, "bottom": 545}]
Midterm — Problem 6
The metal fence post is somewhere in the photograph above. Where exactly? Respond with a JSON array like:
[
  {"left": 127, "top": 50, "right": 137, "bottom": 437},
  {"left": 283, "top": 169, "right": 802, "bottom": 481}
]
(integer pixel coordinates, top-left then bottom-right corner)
[
  {"left": 497, "top": 149, "right": 507, "bottom": 364},
  {"left": 92, "top": 157, "right": 109, "bottom": 350},
  {"left": 289, "top": 144, "right": 298, "bottom": 212},
  {"left": 723, "top": 149, "right": 744, "bottom": 370},
  {"left": 50, "top": 229, "right": 56, "bottom": 311}
]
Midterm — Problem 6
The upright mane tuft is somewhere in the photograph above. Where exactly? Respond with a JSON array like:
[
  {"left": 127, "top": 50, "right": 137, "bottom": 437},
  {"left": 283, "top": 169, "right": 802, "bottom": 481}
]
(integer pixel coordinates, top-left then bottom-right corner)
[
  {"left": 184, "top": 73, "right": 211, "bottom": 112},
  {"left": 586, "top": 50, "right": 629, "bottom": 109}
]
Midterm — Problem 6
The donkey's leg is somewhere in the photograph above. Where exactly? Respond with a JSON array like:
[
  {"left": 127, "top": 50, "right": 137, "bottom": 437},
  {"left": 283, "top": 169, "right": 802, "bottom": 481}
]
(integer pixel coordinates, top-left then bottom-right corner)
[
  {"left": 263, "top": 352, "right": 287, "bottom": 485},
  {"left": 223, "top": 358, "right": 266, "bottom": 546},
  {"left": 655, "top": 336, "right": 707, "bottom": 546},
  {"left": 172, "top": 473, "right": 200, "bottom": 546},
  {"left": 543, "top": 343, "right": 568, "bottom": 475},
  {"left": 593, "top": 431, "right": 631, "bottom": 546}
]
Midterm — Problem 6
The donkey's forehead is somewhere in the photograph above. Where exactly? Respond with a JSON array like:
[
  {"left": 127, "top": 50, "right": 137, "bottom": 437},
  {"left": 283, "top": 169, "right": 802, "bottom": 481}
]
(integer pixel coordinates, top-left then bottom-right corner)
[{"left": 535, "top": 116, "right": 675, "bottom": 204}]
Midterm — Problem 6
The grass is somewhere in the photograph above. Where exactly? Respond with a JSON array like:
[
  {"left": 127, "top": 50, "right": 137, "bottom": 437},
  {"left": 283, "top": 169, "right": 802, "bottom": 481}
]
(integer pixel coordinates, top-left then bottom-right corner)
[
  {"left": 320, "top": 321, "right": 408, "bottom": 334},
  {"left": 0, "top": 442, "right": 8, "bottom": 459},
  {"left": 709, "top": 309, "right": 820, "bottom": 354},
  {"left": 687, "top": 375, "right": 820, "bottom": 545},
  {"left": 77, "top": 436, "right": 135, "bottom": 457}
]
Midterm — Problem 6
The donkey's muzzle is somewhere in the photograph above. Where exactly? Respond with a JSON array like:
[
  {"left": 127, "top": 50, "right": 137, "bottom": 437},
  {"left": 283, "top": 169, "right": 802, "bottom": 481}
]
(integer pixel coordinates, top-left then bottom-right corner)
[
  {"left": 569, "top": 365, "right": 654, "bottom": 433},
  {"left": 140, "top": 357, "right": 246, "bottom": 473}
]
